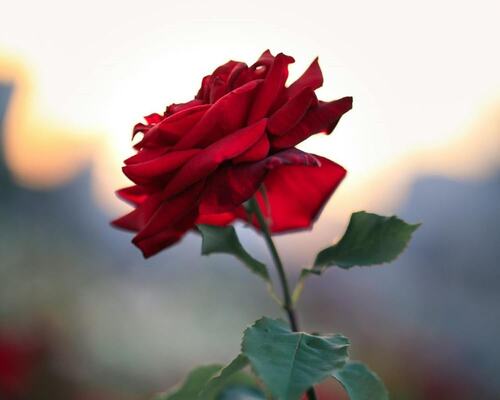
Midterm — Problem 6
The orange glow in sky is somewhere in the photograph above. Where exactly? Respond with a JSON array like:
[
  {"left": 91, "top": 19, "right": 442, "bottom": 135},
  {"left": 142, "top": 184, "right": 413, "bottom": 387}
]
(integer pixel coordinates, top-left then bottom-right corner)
[{"left": 1, "top": 0, "right": 499, "bottom": 217}]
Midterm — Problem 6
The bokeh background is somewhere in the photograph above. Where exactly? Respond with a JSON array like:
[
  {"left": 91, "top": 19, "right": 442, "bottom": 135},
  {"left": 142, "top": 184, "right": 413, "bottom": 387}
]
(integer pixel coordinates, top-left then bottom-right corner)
[{"left": 1, "top": 0, "right": 499, "bottom": 399}]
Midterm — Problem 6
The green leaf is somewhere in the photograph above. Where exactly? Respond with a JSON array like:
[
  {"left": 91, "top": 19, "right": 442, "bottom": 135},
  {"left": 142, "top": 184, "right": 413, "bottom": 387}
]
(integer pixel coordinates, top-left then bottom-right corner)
[
  {"left": 154, "top": 357, "right": 261, "bottom": 400},
  {"left": 313, "top": 211, "right": 420, "bottom": 271},
  {"left": 333, "top": 361, "right": 389, "bottom": 400},
  {"left": 242, "top": 317, "right": 350, "bottom": 400},
  {"left": 197, "top": 224, "right": 269, "bottom": 281},
  {"left": 153, "top": 364, "right": 222, "bottom": 400},
  {"left": 200, "top": 354, "right": 254, "bottom": 399}
]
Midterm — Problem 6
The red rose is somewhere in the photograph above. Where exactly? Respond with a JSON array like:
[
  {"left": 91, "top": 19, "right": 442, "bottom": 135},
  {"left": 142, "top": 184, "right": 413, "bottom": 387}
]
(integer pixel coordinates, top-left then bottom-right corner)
[{"left": 113, "top": 50, "right": 352, "bottom": 257}]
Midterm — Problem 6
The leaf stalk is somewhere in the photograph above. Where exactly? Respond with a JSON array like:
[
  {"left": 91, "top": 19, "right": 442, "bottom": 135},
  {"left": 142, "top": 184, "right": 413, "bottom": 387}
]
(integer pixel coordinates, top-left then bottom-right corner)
[{"left": 249, "top": 196, "right": 317, "bottom": 400}]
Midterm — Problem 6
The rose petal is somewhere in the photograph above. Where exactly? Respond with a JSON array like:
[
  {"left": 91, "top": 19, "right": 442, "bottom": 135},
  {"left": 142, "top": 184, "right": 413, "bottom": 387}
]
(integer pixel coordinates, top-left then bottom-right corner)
[
  {"left": 163, "top": 119, "right": 267, "bottom": 198},
  {"left": 199, "top": 148, "right": 319, "bottom": 214},
  {"left": 232, "top": 133, "right": 270, "bottom": 164},
  {"left": 111, "top": 193, "right": 162, "bottom": 232},
  {"left": 175, "top": 79, "right": 262, "bottom": 150},
  {"left": 271, "top": 97, "right": 353, "bottom": 149},
  {"left": 248, "top": 53, "right": 295, "bottom": 123},
  {"left": 115, "top": 186, "right": 149, "bottom": 206},
  {"left": 133, "top": 181, "right": 204, "bottom": 244},
  {"left": 209, "top": 61, "right": 247, "bottom": 102},
  {"left": 195, "top": 211, "right": 238, "bottom": 226},
  {"left": 134, "top": 210, "right": 198, "bottom": 258},
  {"left": 124, "top": 147, "right": 169, "bottom": 166},
  {"left": 211, "top": 60, "right": 242, "bottom": 79},
  {"left": 226, "top": 62, "right": 248, "bottom": 90},
  {"left": 286, "top": 57, "right": 323, "bottom": 99},
  {"left": 196, "top": 75, "right": 212, "bottom": 103},
  {"left": 196, "top": 61, "right": 249, "bottom": 103},
  {"left": 136, "top": 104, "right": 210, "bottom": 148},
  {"left": 133, "top": 229, "right": 184, "bottom": 258},
  {"left": 267, "top": 87, "right": 317, "bottom": 136},
  {"left": 251, "top": 49, "right": 275, "bottom": 69},
  {"left": 208, "top": 76, "right": 227, "bottom": 103},
  {"left": 145, "top": 113, "right": 163, "bottom": 124},
  {"left": 165, "top": 99, "right": 204, "bottom": 116},
  {"left": 255, "top": 155, "right": 346, "bottom": 232},
  {"left": 122, "top": 149, "right": 201, "bottom": 185},
  {"left": 232, "top": 67, "right": 259, "bottom": 88},
  {"left": 230, "top": 50, "right": 275, "bottom": 88}
]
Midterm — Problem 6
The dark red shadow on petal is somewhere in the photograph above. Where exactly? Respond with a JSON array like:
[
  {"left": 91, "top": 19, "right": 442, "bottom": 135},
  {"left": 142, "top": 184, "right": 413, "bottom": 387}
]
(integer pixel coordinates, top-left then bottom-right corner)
[
  {"left": 199, "top": 148, "right": 320, "bottom": 215},
  {"left": 271, "top": 97, "right": 353, "bottom": 150},
  {"left": 162, "top": 119, "right": 267, "bottom": 199}
]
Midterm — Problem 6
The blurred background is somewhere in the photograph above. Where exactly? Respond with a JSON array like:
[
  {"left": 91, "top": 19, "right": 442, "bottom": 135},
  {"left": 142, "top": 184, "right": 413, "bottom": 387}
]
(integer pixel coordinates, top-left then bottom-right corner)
[{"left": 1, "top": 0, "right": 499, "bottom": 399}]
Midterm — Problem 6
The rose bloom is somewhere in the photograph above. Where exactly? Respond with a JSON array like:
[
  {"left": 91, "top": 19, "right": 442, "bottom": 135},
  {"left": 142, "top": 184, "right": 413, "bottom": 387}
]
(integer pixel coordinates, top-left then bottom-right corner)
[{"left": 113, "top": 50, "right": 352, "bottom": 257}]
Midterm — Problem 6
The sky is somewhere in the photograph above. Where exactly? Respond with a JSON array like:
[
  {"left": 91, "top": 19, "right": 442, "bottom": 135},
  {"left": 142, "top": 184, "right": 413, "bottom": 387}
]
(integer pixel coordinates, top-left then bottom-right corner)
[{"left": 1, "top": 0, "right": 499, "bottom": 217}]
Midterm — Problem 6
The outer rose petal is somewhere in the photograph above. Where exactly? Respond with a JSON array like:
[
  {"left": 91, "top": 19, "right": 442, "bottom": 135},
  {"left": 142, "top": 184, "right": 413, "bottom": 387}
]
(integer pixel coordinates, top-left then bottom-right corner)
[
  {"left": 271, "top": 97, "right": 353, "bottom": 149},
  {"left": 209, "top": 60, "right": 241, "bottom": 82},
  {"left": 136, "top": 104, "right": 209, "bottom": 148},
  {"left": 125, "top": 147, "right": 168, "bottom": 166},
  {"left": 134, "top": 210, "right": 198, "bottom": 258},
  {"left": 252, "top": 49, "right": 275, "bottom": 69},
  {"left": 122, "top": 149, "right": 200, "bottom": 185},
  {"left": 163, "top": 119, "right": 267, "bottom": 198},
  {"left": 267, "top": 87, "right": 317, "bottom": 135},
  {"left": 199, "top": 149, "right": 320, "bottom": 214},
  {"left": 248, "top": 53, "right": 295, "bottom": 123},
  {"left": 196, "top": 75, "right": 212, "bottom": 103},
  {"left": 251, "top": 155, "right": 346, "bottom": 232},
  {"left": 145, "top": 113, "right": 163, "bottom": 124},
  {"left": 111, "top": 193, "right": 163, "bottom": 232},
  {"left": 132, "top": 181, "right": 205, "bottom": 255},
  {"left": 165, "top": 99, "right": 204, "bottom": 116},
  {"left": 286, "top": 57, "right": 323, "bottom": 99},
  {"left": 133, "top": 229, "right": 184, "bottom": 258},
  {"left": 116, "top": 186, "right": 149, "bottom": 206}
]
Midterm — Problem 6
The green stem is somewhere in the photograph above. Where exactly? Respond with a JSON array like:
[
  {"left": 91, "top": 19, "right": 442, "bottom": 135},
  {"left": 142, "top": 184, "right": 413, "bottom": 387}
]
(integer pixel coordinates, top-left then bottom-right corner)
[{"left": 249, "top": 197, "right": 318, "bottom": 400}]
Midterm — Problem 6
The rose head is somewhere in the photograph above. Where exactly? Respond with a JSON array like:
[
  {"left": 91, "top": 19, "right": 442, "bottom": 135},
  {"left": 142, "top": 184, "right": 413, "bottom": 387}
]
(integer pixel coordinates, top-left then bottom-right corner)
[{"left": 112, "top": 50, "right": 352, "bottom": 257}]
